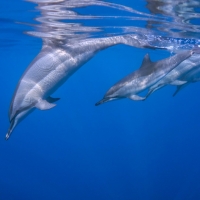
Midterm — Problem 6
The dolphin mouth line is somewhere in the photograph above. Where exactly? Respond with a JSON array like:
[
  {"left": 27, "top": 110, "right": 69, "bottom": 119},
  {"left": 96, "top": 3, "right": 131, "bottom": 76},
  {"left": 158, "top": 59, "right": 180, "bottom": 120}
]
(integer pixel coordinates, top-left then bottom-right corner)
[
  {"left": 95, "top": 96, "right": 120, "bottom": 106},
  {"left": 95, "top": 98, "right": 109, "bottom": 106},
  {"left": 9, "top": 102, "right": 36, "bottom": 123},
  {"left": 5, "top": 119, "right": 15, "bottom": 140},
  {"left": 6, "top": 103, "right": 35, "bottom": 140}
]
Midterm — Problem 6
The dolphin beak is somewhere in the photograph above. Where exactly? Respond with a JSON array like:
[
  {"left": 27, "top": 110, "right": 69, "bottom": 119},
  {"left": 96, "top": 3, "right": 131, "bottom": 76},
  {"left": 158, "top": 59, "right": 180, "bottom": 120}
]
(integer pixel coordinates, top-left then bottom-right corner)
[
  {"left": 5, "top": 118, "right": 16, "bottom": 140},
  {"left": 5, "top": 128, "right": 13, "bottom": 141},
  {"left": 95, "top": 98, "right": 107, "bottom": 106},
  {"left": 95, "top": 96, "right": 121, "bottom": 106},
  {"left": 95, "top": 97, "right": 115, "bottom": 106},
  {"left": 5, "top": 132, "right": 11, "bottom": 140}
]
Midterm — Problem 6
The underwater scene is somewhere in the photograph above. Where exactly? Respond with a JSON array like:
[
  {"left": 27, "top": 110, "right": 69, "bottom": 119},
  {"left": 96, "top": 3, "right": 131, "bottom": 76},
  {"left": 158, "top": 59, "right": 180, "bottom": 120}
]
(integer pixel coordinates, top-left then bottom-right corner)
[{"left": 1, "top": 0, "right": 200, "bottom": 199}]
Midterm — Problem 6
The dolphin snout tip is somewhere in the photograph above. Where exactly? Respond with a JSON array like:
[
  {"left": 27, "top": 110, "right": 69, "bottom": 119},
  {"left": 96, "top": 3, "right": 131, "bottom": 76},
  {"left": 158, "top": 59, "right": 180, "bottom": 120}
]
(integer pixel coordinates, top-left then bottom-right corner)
[
  {"left": 95, "top": 99, "right": 105, "bottom": 106},
  {"left": 95, "top": 101, "right": 102, "bottom": 106},
  {"left": 5, "top": 128, "right": 13, "bottom": 140},
  {"left": 5, "top": 133, "right": 10, "bottom": 141}
]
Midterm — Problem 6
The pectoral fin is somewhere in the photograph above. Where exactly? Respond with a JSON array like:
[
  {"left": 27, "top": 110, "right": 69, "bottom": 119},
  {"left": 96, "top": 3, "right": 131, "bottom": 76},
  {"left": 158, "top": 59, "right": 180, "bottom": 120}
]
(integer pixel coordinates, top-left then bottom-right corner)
[
  {"left": 35, "top": 99, "right": 56, "bottom": 110},
  {"left": 128, "top": 94, "right": 145, "bottom": 101},
  {"left": 173, "top": 83, "right": 189, "bottom": 97},
  {"left": 170, "top": 80, "right": 187, "bottom": 86},
  {"left": 47, "top": 96, "right": 60, "bottom": 103}
]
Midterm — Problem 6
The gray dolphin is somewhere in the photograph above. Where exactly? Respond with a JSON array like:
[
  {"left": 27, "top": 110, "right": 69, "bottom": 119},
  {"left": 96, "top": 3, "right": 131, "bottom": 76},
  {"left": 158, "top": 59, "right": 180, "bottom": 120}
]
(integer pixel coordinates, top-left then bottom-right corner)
[
  {"left": 95, "top": 49, "right": 196, "bottom": 106},
  {"left": 173, "top": 64, "right": 200, "bottom": 96},
  {"left": 145, "top": 50, "right": 200, "bottom": 99},
  {"left": 6, "top": 35, "right": 154, "bottom": 140}
]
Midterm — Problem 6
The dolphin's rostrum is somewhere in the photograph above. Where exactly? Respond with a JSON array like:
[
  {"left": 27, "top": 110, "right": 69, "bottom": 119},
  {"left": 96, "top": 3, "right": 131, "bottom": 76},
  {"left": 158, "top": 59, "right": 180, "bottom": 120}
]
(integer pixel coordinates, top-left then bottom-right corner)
[{"left": 6, "top": 35, "right": 153, "bottom": 140}]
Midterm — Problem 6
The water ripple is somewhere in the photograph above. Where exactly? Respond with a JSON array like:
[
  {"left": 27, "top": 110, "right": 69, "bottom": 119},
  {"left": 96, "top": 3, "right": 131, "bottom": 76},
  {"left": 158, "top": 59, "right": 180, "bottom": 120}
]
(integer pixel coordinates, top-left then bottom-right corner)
[{"left": 1, "top": 0, "right": 200, "bottom": 50}]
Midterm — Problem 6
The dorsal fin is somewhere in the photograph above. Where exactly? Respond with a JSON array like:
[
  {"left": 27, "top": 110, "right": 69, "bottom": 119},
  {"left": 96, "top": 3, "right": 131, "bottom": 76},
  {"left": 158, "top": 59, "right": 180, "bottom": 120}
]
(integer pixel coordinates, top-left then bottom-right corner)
[{"left": 140, "top": 53, "right": 152, "bottom": 69}]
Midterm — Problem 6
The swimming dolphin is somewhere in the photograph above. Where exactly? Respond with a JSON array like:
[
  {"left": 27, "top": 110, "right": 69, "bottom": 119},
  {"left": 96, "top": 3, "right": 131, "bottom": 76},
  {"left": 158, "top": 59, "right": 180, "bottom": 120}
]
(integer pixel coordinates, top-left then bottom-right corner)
[
  {"left": 144, "top": 50, "right": 200, "bottom": 99},
  {"left": 6, "top": 34, "right": 154, "bottom": 140},
  {"left": 95, "top": 49, "right": 196, "bottom": 106},
  {"left": 172, "top": 64, "right": 200, "bottom": 96}
]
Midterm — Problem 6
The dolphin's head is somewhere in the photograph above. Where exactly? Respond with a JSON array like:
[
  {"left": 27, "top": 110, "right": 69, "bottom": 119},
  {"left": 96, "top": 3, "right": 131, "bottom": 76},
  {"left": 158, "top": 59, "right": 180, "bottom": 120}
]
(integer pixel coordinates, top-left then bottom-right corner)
[
  {"left": 95, "top": 96, "right": 119, "bottom": 106},
  {"left": 95, "top": 83, "right": 124, "bottom": 106},
  {"left": 95, "top": 87, "right": 122, "bottom": 106},
  {"left": 6, "top": 93, "right": 36, "bottom": 140}
]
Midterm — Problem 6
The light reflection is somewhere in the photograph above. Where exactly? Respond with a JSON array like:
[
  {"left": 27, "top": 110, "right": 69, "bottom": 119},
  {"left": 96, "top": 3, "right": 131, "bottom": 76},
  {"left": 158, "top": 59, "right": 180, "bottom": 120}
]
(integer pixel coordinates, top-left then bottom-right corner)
[
  {"left": 22, "top": 0, "right": 200, "bottom": 51},
  {"left": 146, "top": 0, "right": 200, "bottom": 38}
]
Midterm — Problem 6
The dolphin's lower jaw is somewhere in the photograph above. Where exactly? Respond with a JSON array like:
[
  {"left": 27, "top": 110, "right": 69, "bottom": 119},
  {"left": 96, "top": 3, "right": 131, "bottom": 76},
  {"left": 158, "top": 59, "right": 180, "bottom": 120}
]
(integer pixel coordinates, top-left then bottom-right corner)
[
  {"left": 5, "top": 132, "right": 11, "bottom": 140},
  {"left": 5, "top": 119, "right": 15, "bottom": 140},
  {"left": 5, "top": 107, "right": 35, "bottom": 140},
  {"left": 95, "top": 99, "right": 107, "bottom": 106},
  {"left": 95, "top": 97, "right": 119, "bottom": 106}
]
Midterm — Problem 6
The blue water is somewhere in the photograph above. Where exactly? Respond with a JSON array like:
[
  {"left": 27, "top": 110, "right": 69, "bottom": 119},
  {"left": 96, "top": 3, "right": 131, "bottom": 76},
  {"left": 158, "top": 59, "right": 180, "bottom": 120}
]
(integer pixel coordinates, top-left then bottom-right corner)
[{"left": 1, "top": 0, "right": 200, "bottom": 199}]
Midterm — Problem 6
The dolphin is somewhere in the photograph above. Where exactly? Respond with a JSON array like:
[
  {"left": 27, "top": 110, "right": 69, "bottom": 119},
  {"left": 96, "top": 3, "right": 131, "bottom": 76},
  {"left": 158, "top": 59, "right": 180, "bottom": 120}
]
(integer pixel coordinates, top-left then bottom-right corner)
[
  {"left": 172, "top": 64, "right": 200, "bottom": 96},
  {"left": 6, "top": 34, "right": 154, "bottom": 140},
  {"left": 144, "top": 49, "right": 200, "bottom": 99},
  {"left": 95, "top": 49, "right": 196, "bottom": 106}
]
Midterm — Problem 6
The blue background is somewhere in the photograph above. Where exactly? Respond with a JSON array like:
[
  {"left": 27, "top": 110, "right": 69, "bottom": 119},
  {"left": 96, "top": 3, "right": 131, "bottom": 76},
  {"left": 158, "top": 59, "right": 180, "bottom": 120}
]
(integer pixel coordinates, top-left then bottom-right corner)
[{"left": 1, "top": 0, "right": 200, "bottom": 199}]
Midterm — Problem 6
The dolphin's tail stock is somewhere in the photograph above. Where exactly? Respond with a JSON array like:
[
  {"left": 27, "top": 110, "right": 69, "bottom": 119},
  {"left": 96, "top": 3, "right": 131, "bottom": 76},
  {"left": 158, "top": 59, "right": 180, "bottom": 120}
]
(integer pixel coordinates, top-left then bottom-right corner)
[
  {"left": 122, "top": 34, "right": 167, "bottom": 50},
  {"left": 71, "top": 33, "right": 165, "bottom": 54}
]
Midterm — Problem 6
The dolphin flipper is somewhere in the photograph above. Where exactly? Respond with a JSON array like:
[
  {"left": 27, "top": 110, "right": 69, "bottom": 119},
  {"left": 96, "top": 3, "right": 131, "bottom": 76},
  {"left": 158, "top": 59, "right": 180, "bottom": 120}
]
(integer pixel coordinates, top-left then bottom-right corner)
[
  {"left": 173, "top": 83, "right": 189, "bottom": 97},
  {"left": 170, "top": 80, "right": 187, "bottom": 86},
  {"left": 128, "top": 94, "right": 145, "bottom": 101},
  {"left": 35, "top": 99, "right": 56, "bottom": 110},
  {"left": 47, "top": 96, "right": 60, "bottom": 103}
]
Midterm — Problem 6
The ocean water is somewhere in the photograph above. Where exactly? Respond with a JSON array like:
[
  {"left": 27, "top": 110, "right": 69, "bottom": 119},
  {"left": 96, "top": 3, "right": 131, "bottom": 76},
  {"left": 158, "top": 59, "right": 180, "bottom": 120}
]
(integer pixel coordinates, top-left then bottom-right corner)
[{"left": 1, "top": 0, "right": 200, "bottom": 200}]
